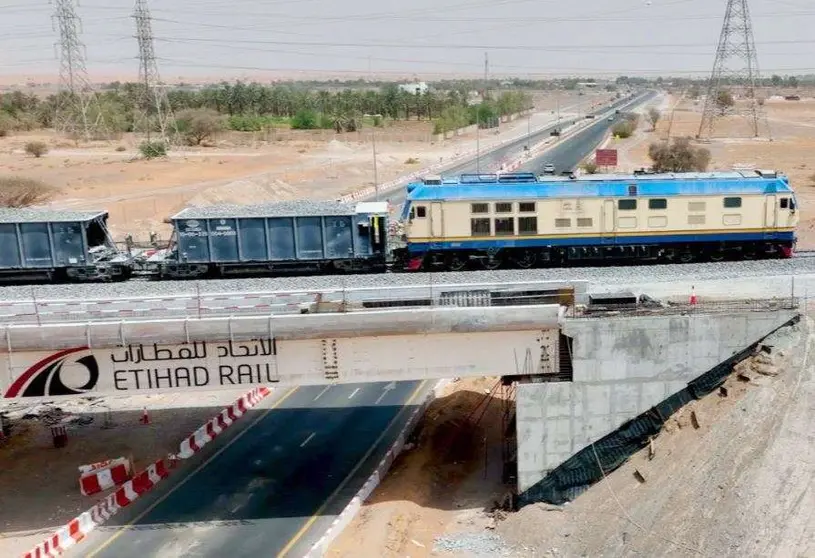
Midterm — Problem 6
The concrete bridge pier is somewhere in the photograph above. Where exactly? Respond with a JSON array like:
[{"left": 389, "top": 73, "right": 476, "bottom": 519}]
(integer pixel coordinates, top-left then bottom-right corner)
[{"left": 514, "top": 306, "right": 800, "bottom": 505}]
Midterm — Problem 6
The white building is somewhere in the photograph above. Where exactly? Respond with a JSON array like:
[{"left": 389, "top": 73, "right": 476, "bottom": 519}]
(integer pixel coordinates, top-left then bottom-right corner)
[{"left": 399, "top": 81, "right": 429, "bottom": 95}]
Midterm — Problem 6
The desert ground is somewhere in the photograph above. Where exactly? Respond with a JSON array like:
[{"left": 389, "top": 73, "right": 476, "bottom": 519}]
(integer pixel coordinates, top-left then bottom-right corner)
[{"left": 0, "top": 90, "right": 609, "bottom": 243}]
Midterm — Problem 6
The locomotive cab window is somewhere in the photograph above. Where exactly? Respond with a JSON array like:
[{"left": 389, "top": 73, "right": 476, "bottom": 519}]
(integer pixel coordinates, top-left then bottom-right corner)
[
  {"left": 415, "top": 206, "right": 427, "bottom": 218},
  {"left": 495, "top": 202, "right": 513, "bottom": 213},
  {"left": 471, "top": 218, "right": 490, "bottom": 236},
  {"left": 519, "top": 202, "right": 536, "bottom": 213},
  {"left": 648, "top": 198, "right": 667, "bottom": 210},
  {"left": 494, "top": 217, "right": 514, "bottom": 236},
  {"left": 723, "top": 197, "right": 742, "bottom": 208},
  {"left": 780, "top": 198, "right": 789, "bottom": 209},
  {"left": 618, "top": 199, "right": 637, "bottom": 211},
  {"left": 519, "top": 216, "right": 537, "bottom": 234},
  {"left": 471, "top": 203, "right": 489, "bottom": 214}
]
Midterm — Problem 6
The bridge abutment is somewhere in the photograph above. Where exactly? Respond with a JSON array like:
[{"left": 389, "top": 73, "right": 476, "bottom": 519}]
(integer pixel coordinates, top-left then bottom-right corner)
[{"left": 514, "top": 307, "right": 799, "bottom": 503}]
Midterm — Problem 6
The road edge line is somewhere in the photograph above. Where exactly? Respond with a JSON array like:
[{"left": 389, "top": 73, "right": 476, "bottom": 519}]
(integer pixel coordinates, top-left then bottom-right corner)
[
  {"left": 21, "top": 386, "right": 274, "bottom": 558},
  {"left": 303, "top": 378, "right": 450, "bottom": 558}
]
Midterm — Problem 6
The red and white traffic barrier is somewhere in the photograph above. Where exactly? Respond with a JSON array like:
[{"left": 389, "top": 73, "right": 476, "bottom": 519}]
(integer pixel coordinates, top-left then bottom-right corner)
[
  {"left": 25, "top": 457, "right": 171, "bottom": 558},
  {"left": 79, "top": 457, "right": 132, "bottom": 496},
  {"left": 177, "top": 386, "right": 271, "bottom": 459}
]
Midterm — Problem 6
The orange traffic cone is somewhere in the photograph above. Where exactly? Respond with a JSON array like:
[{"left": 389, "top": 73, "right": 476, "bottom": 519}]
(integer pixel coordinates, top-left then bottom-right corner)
[
  {"left": 139, "top": 407, "right": 150, "bottom": 425},
  {"left": 689, "top": 286, "right": 698, "bottom": 305}
]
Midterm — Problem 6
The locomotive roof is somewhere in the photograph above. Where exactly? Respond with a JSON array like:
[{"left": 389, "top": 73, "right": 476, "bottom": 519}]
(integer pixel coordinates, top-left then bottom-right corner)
[
  {"left": 173, "top": 200, "right": 364, "bottom": 220},
  {"left": 0, "top": 208, "right": 108, "bottom": 223},
  {"left": 408, "top": 172, "right": 794, "bottom": 201}
]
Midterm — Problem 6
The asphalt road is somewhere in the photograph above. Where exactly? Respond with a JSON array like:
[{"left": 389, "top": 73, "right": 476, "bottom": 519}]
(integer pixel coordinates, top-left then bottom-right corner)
[
  {"left": 520, "top": 90, "right": 658, "bottom": 175},
  {"left": 381, "top": 90, "right": 655, "bottom": 207},
  {"left": 75, "top": 381, "right": 430, "bottom": 558}
]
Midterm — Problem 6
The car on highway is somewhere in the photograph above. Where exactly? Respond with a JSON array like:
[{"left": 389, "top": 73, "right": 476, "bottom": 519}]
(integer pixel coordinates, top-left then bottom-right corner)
[{"left": 542, "top": 163, "right": 555, "bottom": 174}]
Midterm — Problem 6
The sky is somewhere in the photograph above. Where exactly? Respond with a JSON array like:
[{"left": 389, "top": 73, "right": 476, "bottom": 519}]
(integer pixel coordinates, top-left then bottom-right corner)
[{"left": 1, "top": 0, "right": 814, "bottom": 81}]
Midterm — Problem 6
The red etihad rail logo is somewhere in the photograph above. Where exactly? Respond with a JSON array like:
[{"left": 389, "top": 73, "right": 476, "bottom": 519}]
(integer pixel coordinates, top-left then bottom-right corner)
[{"left": 4, "top": 347, "right": 99, "bottom": 398}]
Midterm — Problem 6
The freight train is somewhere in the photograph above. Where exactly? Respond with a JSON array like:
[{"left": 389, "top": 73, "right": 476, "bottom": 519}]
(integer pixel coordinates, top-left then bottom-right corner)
[{"left": 0, "top": 170, "right": 798, "bottom": 283}]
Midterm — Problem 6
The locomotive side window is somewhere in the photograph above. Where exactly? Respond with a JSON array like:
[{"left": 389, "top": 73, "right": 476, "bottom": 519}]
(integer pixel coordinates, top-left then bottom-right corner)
[
  {"left": 577, "top": 218, "right": 593, "bottom": 227},
  {"left": 519, "top": 202, "right": 536, "bottom": 213},
  {"left": 780, "top": 198, "right": 789, "bottom": 209},
  {"left": 648, "top": 198, "right": 667, "bottom": 210},
  {"left": 471, "top": 218, "right": 490, "bottom": 236},
  {"left": 519, "top": 216, "right": 537, "bottom": 234},
  {"left": 555, "top": 218, "right": 571, "bottom": 228},
  {"left": 494, "top": 217, "right": 514, "bottom": 236},
  {"left": 415, "top": 206, "right": 427, "bottom": 218},
  {"left": 495, "top": 202, "right": 513, "bottom": 213},
  {"left": 618, "top": 199, "right": 637, "bottom": 211},
  {"left": 471, "top": 203, "right": 489, "bottom": 214},
  {"left": 723, "top": 197, "right": 742, "bottom": 208}
]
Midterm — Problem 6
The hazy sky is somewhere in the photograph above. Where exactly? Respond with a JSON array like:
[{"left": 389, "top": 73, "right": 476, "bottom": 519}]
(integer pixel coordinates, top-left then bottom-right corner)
[{"left": 1, "top": 0, "right": 814, "bottom": 80}]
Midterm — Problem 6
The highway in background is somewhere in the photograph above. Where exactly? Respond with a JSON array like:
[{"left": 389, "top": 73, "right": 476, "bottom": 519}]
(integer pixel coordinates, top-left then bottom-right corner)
[
  {"left": 77, "top": 381, "right": 429, "bottom": 558},
  {"left": 382, "top": 90, "right": 655, "bottom": 208},
  {"left": 68, "top": 95, "right": 655, "bottom": 558},
  {"left": 520, "top": 90, "right": 658, "bottom": 175}
]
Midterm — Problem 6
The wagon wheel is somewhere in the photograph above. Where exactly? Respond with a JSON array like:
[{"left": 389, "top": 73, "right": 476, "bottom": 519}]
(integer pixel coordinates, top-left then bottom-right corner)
[
  {"left": 513, "top": 250, "right": 536, "bottom": 269},
  {"left": 445, "top": 253, "right": 467, "bottom": 272}
]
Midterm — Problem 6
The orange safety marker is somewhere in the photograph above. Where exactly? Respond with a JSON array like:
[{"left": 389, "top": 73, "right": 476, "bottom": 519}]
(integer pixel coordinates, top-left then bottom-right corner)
[
  {"left": 139, "top": 408, "right": 150, "bottom": 425},
  {"left": 689, "top": 285, "right": 698, "bottom": 305}
]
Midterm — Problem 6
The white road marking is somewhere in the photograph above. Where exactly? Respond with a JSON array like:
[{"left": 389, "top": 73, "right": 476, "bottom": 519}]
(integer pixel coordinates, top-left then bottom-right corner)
[
  {"left": 375, "top": 382, "right": 397, "bottom": 405},
  {"left": 313, "top": 385, "right": 331, "bottom": 401},
  {"left": 300, "top": 432, "right": 316, "bottom": 447},
  {"left": 348, "top": 387, "right": 360, "bottom": 399}
]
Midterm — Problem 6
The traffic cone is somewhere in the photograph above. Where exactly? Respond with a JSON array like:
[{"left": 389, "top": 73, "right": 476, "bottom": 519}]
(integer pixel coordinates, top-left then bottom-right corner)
[
  {"left": 139, "top": 407, "right": 150, "bottom": 425},
  {"left": 689, "top": 286, "right": 698, "bottom": 305}
]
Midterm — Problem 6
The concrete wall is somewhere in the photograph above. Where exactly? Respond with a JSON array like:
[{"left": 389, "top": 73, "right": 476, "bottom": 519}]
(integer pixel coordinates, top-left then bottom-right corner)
[{"left": 515, "top": 309, "right": 799, "bottom": 493}]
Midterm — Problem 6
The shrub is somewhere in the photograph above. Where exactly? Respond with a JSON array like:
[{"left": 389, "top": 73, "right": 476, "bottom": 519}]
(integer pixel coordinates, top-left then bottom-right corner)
[
  {"left": 175, "top": 108, "right": 224, "bottom": 146},
  {"left": 0, "top": 176, "right": 57, "bottom": 207},
  {"left": 404, "top": 157, "right": 419, "bottom": 164},
  {"left": 139, "top": 140, "right": 167, "bottom": 159},
  {"left": 24, "top": 141, "right": 48, "bottom": 158},
  {"left": 290, "top": 109, "right": 319, "bottom": 130},
  {"left": 115, "top": 145, "right": 126, "bottom": 152},
  {"left": 0, "top": 113, "right": 15, "bottom": 137},
  {"left": 648, "top": 137, "right": 711, "bottom": 172},
  {"left": 582, "top": 161, "right": 598, "bottom": 174},
  {"left": 612, "top": 121, "right": 636, "bottom": 138}
]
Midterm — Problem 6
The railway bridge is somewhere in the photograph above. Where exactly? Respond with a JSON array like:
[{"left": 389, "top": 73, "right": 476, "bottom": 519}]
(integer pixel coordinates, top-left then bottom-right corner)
[{"left": 0, "top": 280, "right": 799, "bottom": 500}]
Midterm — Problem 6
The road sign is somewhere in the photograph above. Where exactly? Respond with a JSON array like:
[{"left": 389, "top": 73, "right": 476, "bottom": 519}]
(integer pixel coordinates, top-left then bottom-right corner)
[{"left": 596, "top": 149, "right": 618, "bottom": 166}]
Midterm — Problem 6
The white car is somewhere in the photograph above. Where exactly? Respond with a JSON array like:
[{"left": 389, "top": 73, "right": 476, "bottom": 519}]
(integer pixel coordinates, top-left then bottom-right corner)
[{"left": 543, "top": 163, "right": 555, "bottom": 174}]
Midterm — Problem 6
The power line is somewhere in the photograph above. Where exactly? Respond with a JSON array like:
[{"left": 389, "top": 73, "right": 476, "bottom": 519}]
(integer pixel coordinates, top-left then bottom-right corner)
[
  {"left": 133, "top": 0, "right": 176, "bottom": 144},
  {"left": 698, "top": 0, "right": 770, "bottom": 140},
  {"left": 51, "top": 0, "right": 106, "bottom": 141}
]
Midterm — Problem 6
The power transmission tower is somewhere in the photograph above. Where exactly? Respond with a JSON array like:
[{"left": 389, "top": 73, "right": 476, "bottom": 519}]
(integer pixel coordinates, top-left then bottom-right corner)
[
  {"left": 52, "top": 0, "right": 104, "bottom": 140},
  {"left": 133, "top": 0, "right": 175, "bottom": 144},
  {"left": 697, "top": 0, "right": 770, "bottom": 140}
]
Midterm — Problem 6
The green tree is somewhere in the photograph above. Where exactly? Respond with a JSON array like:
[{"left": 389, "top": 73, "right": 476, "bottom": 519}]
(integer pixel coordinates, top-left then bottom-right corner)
[
  {"left": 175, "top": 108, "right": 225, "bottom": 145},
  {"left": 715, "top": 90, "right": 735, "bottom": 114},
  {"left": 646, "top": 108, "right": 661, "bottom": 131},
  {"left": 648, "top": 138, "right": 711, "bottom": 172}
]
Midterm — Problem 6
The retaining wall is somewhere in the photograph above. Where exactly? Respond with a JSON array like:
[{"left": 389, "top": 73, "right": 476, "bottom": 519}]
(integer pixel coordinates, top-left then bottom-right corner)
[{"left": 515, "top": 308, "right": 799, "bottom": 493}]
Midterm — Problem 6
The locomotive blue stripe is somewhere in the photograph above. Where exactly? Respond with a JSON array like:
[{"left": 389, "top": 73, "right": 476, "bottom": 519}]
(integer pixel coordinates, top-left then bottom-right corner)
[{"left": 406, "top": 230, "right": 796, "bottom": 252}]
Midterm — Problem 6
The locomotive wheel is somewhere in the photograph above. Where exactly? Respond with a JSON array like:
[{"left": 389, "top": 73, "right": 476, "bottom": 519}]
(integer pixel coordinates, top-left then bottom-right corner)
[
  {"left": 513, "top": 250, "right": 536, "bottom": 269},
  {"left": 480, "top": 256, "right": 502, "bottom": 270},
  {"left": 709, "top": 251, "right": 725, "bottom": 262},
  {"left": 446, "top": 254, "right": 467, "bottom": 271},
  {"left": 679, "top": 252, "right": 694, "bottom": 264}
]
